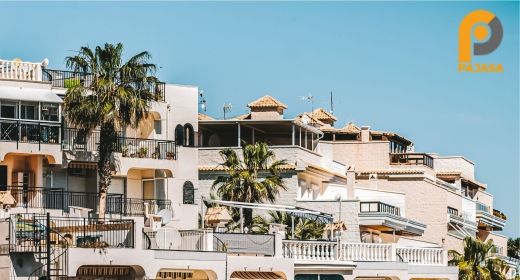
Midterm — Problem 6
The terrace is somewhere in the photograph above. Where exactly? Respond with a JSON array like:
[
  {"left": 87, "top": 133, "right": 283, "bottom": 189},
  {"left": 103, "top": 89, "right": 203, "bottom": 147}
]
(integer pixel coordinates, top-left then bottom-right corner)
[
  {"left": 475, "top": 202, "right": 505, "bottom": 230},
  {"left": 63, "top": 128, "right": 177, "bottom": 160},
  {"left": 4, "top": 186, "right": 172, "bottom": 217},
  {"left": 358, "top": 201, "right": 426, "bottom": 236},
  {"left": 0, "top": 59, "right": 166, "bottom": 101},
  {"left": 389, "top": 153, "right": 434, "bottom": 169}
]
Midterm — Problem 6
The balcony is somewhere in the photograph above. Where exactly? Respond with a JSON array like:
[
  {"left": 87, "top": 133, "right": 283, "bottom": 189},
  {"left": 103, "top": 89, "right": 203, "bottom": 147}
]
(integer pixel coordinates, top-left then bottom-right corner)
[
  {"left": 447, "top": 207, "right": 478, "bottom": 234},
  {"left": 358, "top": 201, "right": 426, "bottom": 236},
  {"left": 142, "top": 229, "right": 275, "bottom": 256},
  {"left": 0, "top": 119, "right": 61, "bottom": 148},
  {"left": 41, "top": 69, "right": 166, "bottom": 102},
  {"left": 0, "top": 59, "right": 43, "bottom": 81},
  {"left": 282, "top": 240, "right": 448, "bottom": 266},
  {"left": 475, "top": 202, "right": 505, "bottom": 230},
  {"left": 5, "top": 186, "right": 172, "bottom": 217},
  {"left": 63, "top": 128, "right": 177, "bottom": 160},
  {"left": 389, "top": 153, "right": 434, "bottom": 169},
  {"left": 9, "top": 213, "right": 135, "bottom": 251}
]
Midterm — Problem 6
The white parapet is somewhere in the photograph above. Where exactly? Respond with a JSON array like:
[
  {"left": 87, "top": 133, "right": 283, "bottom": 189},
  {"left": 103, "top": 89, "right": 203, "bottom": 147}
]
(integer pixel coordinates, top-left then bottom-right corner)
[{"left": 0, "top": 59, "right": 43, "bottom": 81}]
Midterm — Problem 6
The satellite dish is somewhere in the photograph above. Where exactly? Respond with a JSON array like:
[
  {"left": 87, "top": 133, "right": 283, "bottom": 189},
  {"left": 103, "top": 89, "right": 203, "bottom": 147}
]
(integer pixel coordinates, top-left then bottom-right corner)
[
  {"left": 156, "top": 228, "right": 181, "bottom": 249},
  {"left": 301, "top": 115, "right": 310, "bottom": 125},
  {"left": 157, "top": 209, "right": 173, "bottom": 225}
]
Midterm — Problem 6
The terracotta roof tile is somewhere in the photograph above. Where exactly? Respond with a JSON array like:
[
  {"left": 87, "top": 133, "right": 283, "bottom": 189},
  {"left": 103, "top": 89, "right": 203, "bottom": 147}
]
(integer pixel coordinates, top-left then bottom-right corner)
[
  {"left": 199, "top": 164, "right": 296, "bottom": 171},
  {"left": 312, "top": 108, "right": 337, "bottom": 121},
  {"left": 247, "top": 95, "right": 288, "bottom": 109}
]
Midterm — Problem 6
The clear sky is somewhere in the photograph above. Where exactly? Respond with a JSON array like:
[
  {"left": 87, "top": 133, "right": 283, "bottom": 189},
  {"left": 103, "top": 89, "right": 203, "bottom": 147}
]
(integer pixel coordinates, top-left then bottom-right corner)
[{"left": 0, "top": 1, "right": 518, "bottom": 237}]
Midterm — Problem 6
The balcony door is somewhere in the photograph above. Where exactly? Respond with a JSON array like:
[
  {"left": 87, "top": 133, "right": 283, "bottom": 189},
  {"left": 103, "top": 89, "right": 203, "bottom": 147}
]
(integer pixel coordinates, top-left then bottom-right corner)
[{"left": 142, "top": 179, "right": 166, "bottom": 200}]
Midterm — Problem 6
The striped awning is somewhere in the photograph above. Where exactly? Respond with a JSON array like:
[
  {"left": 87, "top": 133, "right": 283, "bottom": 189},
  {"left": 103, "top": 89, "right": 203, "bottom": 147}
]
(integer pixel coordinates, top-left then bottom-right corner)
[
  {"left": 230, "top": 271, "right": 285, "bottom": 280},
  {"left": 68, "top": 162, "right": 97, "bottom": 170}
]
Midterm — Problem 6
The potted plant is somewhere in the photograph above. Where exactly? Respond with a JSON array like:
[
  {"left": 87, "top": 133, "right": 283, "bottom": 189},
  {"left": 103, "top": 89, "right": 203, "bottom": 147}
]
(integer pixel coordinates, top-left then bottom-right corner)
[
  {"left": 137, "top": 147, "right": 148, "bottom": 158},
  {"left": 151, "top": 146, "right": 161, "bottom": 159},
  {"left": 121, "top": 146, "right": 129, "bottom": 157},
  {"left": 166, "top": 152, "right": 175, "bottom": 160}
]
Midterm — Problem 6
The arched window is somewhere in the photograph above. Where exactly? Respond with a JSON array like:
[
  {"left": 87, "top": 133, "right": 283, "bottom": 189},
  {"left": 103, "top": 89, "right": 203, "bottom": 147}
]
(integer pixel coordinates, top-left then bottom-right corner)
[
  {"left": 182, "top": 181, "right": 194, "bottom": 204},
  {"left": 183, "top": 123, "right": 194, "bottom": 147},
  {"left": 175, "top": 125, "right": 184, "bottom": 145}
]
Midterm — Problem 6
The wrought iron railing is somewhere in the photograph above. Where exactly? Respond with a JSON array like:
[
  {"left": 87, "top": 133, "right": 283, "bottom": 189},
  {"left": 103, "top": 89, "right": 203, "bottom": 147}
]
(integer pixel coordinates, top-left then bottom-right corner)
[
  {"left": 123, "top": 198, "right": 172, "bottom": 216},
  {"left": 389, "top": 153, "right": 434, "bottom": 168},
  {"left": 0, "top": 120, "right": 61, "bottom": 149},
  {"left": 63, "top": 128, "right": 177, "bottom": 160},
  {"left": 447, "top": 207, "right": 459, "bottom": 216},
  {"left": 10, "top": 213, "right": 135, "bottom": 251},
  {"left": 6, "top": 186, "right": 123, "bottom": 215},
  {"left": 42, "top": 69, "right": 166, "bottom": 102},
  {"left": 360, "top": 201, "right": 401, "bottom": 216}
]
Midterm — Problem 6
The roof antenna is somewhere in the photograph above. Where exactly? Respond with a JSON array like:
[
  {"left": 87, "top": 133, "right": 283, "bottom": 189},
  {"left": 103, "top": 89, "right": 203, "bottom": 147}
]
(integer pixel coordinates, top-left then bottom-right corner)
[
  {"left": 330, "top": 91, "right": 334, "bottom": 115},
  {"left": 299, "top": 93, "right": 314, "bottom": 112},
  {"left": 223, "top": 103, "right": 232, "bottom": 119},
  {"left": 199, "top": 89, "right": 207, "bottom": 112}
]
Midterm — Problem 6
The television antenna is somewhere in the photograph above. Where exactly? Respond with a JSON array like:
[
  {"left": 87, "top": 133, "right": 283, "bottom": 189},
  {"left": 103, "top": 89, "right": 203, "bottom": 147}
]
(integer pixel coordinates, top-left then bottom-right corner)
[
  {"left": 199, "top": 89, "right": 207, "bottom": 112},
  {"left": 223, "top": 103, "right": 232, "bottom": 119},
  {"left": 299, "top": 93, "right": 315, "bottom": 112}
]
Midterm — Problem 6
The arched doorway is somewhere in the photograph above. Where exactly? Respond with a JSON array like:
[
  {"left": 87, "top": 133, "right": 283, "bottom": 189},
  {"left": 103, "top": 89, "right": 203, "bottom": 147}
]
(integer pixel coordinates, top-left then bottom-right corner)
[
  {"left": 183, "top": 123, "right": 194, "bottom": 146},
  {"left": 175, "top": 125, "right": 184, "bottom": 145},
  {"left": 183, "top": 181, "right": 195, "bottom": 204}
]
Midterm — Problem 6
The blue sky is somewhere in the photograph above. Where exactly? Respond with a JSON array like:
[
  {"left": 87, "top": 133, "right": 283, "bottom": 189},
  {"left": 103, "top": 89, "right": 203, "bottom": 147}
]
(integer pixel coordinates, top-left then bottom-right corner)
[{"left": 0, "top": 2, "right": 518, "bottom": 237}]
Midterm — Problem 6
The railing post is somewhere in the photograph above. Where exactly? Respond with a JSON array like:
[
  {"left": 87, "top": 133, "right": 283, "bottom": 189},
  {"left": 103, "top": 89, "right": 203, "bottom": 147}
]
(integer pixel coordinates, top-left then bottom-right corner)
[
  {"left": 46, "top": 212, "right": 51, "bottom": 280},
  {"left": 442, "top": 249, "right": 448, "bottom": 266},
  {"left": 38, "top": 122, "right": 41, "bottom": 151},
  {"left": 391, "top": 243, "right": 397, "bottom": 262}
]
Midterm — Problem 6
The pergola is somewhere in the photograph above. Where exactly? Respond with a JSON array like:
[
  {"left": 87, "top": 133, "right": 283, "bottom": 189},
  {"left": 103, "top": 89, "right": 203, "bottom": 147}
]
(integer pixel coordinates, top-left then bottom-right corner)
[{"left": 201, "top": 197, "right": 334, "bottom": 239}]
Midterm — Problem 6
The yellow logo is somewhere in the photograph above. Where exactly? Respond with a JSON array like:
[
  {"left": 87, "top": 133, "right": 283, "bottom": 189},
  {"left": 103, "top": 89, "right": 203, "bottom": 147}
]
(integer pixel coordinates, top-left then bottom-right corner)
[{"left": 458, "top": 10, "right": 503, "bottom": 73}]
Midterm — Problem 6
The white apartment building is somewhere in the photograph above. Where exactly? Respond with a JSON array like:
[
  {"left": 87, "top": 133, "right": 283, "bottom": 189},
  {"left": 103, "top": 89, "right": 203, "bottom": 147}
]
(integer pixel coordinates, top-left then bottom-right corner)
[
  {"left": 197, "top": 95, "right": 519, "bottom": 280},
  {"left": 0, "top": 58, "right": 293, "bottom": 280}
]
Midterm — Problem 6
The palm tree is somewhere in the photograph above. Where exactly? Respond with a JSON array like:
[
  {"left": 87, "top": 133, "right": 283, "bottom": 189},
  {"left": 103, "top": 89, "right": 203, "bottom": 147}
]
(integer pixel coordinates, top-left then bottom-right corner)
[
  {"left": 449, "top": 237, "right": 508, "bottom": 280},
  {"left": 63, "top": 43, "right": 159, "bottom": 219},
  {"left": 212, "top": 142, "right": 287, "bottom": 229},
  {"left": 252, "top": 211, "right": 325, "bottom": 240},
  {"left": 508, "top": 238, "right": 520, "bottom": 259}
]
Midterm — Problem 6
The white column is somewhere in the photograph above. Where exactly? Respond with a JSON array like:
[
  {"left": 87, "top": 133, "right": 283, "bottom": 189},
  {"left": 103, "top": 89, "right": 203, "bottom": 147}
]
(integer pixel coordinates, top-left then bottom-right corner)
[
  {"left": 291, "top": 124, "right": 295, "bottom": 146},
  {"left": 237, "top": 123, "right": 241, "bottom": 147}
]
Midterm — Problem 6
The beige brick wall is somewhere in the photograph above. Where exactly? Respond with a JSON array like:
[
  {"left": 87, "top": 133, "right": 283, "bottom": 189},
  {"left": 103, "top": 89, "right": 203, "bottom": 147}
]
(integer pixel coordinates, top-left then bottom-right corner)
[
  {"left": 319, "top": 141, "right": 390, "bottom": 170},
  {"left": 434, "top": 156, "right": 475, "bottom": 180}
]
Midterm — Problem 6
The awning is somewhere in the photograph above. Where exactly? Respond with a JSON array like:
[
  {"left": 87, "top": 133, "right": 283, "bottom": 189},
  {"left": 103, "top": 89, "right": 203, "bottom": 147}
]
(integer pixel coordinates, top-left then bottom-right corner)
[
  {"left": 230, "top": 271, "right": 285, "bottom": 280},
  {"left": 76, "top": 265, "right": 145, "bottom": 277},
  {"left": 68, "top": 161, "right": 97, "bottom": 170},
  {"left": 0, "top": 86, "right": 63, "bottom": 103}
]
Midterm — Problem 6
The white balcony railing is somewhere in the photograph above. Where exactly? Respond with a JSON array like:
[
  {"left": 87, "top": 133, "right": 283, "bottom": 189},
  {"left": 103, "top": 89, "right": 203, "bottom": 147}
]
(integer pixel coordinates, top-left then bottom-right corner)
[
  {"left": 397, "top": 247, "right": 447, "bottom": 266},
  {"left": 282, "top": 240, "right": 337, "bottom": 261},
  {"left": 282, "top": 240, "right": 448, "bottom": 266},
  {"left": 0, "top": 59, "right": 43, "bottom": 81},
  {"left": 339, "top": 242, "right": 394, "bottom": 262}
]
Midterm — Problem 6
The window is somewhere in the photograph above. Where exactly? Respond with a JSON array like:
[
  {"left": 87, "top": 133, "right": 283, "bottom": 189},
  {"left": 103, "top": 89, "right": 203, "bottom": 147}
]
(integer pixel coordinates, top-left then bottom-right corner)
[
  {"left": 183, "top": 181, "right": 194, "bottom": 204},
  {"left": 1, "top": 101, "right": 17, "bottom": 118},
  {"left": 154, "top": 120, "right": 162, "bottom": 135},
  {"left": 175, "top": 124, "right": 184, "bottom": 144},
  {"left": 20, "top": 102, "right": 38, "bottom": 120},
  {"left": 41, "top": 103, "right": 59, "bottom": 122},
  {"left": 183, "top": 123, "right": 194, "bottom": 146}
]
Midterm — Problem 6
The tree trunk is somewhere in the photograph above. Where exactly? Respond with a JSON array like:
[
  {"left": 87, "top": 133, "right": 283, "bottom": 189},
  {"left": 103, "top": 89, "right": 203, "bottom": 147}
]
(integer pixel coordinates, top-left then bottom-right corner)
[
  {"left": 97, "top": 122, "right": 117, "bottom": 219},
  {"left": 243, "top": 208, "right": 253, "bottom": 231}
]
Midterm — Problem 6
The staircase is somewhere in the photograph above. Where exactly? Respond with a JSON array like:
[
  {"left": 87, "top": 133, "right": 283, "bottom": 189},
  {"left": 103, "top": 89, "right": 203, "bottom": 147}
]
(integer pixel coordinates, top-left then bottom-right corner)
[{"left": 9, "top": 213, "right": 69, "bottom": 279}]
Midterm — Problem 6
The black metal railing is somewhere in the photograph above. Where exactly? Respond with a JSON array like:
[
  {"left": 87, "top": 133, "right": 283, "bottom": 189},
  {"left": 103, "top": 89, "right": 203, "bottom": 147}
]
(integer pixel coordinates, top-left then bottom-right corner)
[
  {"left": 115, "top": 137, "right": 176, "bottom": 160},
  {"left": 6, "top": 186, "right": 123, "bottom": 215},
  {"left": 0, "top": 120, "right": 61, "bottom": 149},
  {"left": 63, "top": 128, "right": 177, "bottom": 160},
  {"left": 42, "top": 69, "right": 166, "bottom": 102},
  {"left": 63, "top": 128, "right": 100, "bottom": 152},
  {"left": 360, "top": 201, "right": 401, "bottom": 216},
  {"left": 123, "top": 198, "right": 172, "bottom": 216},
  {"left": 389, "top": 153, "right": 434, "bottom": 169},
  {"left": 10, "top": 213, "right": 135, "bottom": 251},
  {"left": 213, "top": 232, "right": 275, "bottom": 256},
  {"left": 447, "top": 207, "right": 459, "bottom": 216}
]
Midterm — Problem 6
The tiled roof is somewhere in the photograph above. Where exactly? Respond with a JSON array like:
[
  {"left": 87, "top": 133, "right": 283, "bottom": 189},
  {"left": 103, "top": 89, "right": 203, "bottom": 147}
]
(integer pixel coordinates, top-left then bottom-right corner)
[
  {"left": 321, "top": 122, "right": 361, "bottom": 134},
  {"left": 324, "top": 221, "right": 347, "bottom": 231},
  {"left": 247, "top": 95, "right": 288, "bottom": 109},
  {"left": 436, "top": 170, "right": 462, "bottom": 176},
  {"left": 312, "top": 108, "right": 337, "bottom": 121},
  {"left": 0, "top": 192, "right": 16, "bottom": 205},
  {"left": 199, "top": 164, "right": 296, "bottom": 172},
  {"left": 198, "top": 113, "right": 214, "bottom": 121},
  {"left": 204, "top": 207, "right": 232, "bottom": 224}
]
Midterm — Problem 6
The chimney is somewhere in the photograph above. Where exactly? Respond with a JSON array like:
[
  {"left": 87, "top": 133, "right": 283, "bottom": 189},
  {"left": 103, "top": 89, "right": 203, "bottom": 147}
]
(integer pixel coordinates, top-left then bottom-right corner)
[{"left": 360, "top": 126, "right": 370, "bottom": 142}]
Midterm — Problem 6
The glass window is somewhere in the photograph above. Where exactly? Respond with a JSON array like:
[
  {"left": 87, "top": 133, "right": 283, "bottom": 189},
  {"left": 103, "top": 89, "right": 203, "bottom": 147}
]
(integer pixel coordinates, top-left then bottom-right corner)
[
  {"left": 154, "top": 120, "right": 162, "bottom": 135},
  {"left": 183, "top": 181, "right": 194, "bottom": 204},
  {"left": 41, "top": 103, "right": 59, "bottom": 122},
  {"left": 20, "top": 102, "right": 38, "bottom": 120},
  {"left": 1, "top": 101, "right": 17, "bottom": 118}
]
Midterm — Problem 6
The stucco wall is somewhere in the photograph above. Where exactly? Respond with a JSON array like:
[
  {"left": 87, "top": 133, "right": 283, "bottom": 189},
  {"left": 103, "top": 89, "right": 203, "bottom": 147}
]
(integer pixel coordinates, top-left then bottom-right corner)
[{"left": 434, "top": 156, "right": 475, "bottom": 180}]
